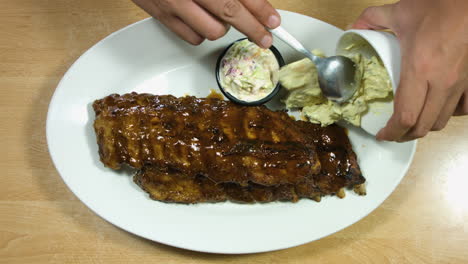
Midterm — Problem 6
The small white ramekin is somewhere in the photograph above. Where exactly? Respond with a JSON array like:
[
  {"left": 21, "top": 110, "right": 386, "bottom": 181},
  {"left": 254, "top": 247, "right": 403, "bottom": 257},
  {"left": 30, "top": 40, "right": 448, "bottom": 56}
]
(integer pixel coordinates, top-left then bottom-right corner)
[{"left": 336, "top": 30, "right": 400, "bottom": 136}]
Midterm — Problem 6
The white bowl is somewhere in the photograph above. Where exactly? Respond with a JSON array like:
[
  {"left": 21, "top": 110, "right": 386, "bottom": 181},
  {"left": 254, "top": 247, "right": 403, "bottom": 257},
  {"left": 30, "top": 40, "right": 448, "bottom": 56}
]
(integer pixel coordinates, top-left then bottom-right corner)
[{"left": 336, "top": 30, "right": 401, "bottom": 135}]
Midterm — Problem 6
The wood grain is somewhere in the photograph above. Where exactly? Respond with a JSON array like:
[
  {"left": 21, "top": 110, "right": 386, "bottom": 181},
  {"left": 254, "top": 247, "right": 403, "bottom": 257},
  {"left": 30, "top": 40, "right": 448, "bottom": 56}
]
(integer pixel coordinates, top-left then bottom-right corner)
[{"left": 1, "top": 0, "right": 467, "bottom": 263}]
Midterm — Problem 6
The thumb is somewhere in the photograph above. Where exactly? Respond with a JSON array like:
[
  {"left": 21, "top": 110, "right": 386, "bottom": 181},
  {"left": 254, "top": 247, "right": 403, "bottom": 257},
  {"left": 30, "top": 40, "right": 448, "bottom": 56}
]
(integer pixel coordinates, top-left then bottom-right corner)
[{"left": 351, "top": 4, "right": 395, "bottom": 30}]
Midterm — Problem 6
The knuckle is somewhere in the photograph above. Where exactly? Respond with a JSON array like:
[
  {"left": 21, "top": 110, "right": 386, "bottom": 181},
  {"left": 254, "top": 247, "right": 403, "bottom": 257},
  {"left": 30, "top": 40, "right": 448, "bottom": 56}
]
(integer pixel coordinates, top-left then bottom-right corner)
[
  {"left": 246, "top": 0, "right": 268, "bottom": 9},
  {"left": 415, "top": 55, "right": 433, "bottom": 75},
  {"left": 411, "top": 46, "right": 437, "bottom": 74},
  {"left": 156, "top": 11, "right": 170, "bottom": 21},
  {"left": 222, "top": 0, "right": 241, "bottom": 18},
  {"left": 253, "top": 24, "right": 266, "bottom": 36},
  {"left": 155, "top": 0, "right": 173, "bottom": 9},
  {"left": 244, "top": 0, "right": 271, "bottom": 16},
  {"left": 444, "top": 71, "right": 460, "bottom": 89},
  {"left": 397, "top": 111, "right": 417, "bottom": 129},
  {"left": 435, "top": 84, "right": 452, "bottom": 99}
]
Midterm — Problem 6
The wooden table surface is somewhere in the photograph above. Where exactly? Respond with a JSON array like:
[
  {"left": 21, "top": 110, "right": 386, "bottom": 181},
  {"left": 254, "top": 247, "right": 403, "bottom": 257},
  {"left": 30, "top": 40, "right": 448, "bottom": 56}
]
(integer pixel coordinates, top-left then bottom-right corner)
[{"left": 1, "top": 0, "right": 468, "bottom": 263}]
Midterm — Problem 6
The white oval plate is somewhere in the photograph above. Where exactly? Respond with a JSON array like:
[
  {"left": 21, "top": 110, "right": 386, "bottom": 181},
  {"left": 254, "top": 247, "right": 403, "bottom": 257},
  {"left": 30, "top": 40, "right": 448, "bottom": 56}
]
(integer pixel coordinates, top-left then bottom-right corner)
[{"left": 47, "top": 10, "right": 416, "bottom": 254}]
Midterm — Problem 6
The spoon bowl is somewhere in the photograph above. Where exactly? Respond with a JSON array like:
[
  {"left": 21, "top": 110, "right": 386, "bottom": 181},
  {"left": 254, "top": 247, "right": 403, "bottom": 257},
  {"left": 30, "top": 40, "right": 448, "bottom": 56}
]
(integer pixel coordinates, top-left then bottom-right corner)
[
  {"left": 269, "top": 26, "right": 360, "bottom": 103},
  {"left": 316, "top": 55, "right": 361, "bottom": 103}
]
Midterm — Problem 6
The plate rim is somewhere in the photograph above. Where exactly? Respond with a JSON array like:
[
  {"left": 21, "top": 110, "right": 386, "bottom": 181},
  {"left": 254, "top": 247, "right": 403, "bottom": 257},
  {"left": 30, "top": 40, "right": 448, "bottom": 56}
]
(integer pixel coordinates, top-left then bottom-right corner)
[{"left": 46, "top": 11, "right": 417, "bottom": 254}]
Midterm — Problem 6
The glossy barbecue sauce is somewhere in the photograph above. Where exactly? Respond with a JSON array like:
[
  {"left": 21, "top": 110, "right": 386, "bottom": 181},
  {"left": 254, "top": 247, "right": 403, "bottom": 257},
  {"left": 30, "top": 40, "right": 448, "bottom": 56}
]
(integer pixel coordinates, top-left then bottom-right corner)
[
  {"left": 93, "top": 93, "right": 364, "bottom": 195},
  {"left": 295, "top": 121, "right": 364, "bottom": 194},
  {"left": 206, "top": 89, "right": 225, "bottom": 100}
]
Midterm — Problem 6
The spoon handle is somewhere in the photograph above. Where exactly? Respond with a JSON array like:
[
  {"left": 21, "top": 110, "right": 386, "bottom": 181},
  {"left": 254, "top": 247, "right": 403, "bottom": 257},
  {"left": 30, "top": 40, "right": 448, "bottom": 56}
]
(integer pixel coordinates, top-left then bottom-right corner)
[{"left": 268, "top": 26, "right": 319, "bottom": 64}]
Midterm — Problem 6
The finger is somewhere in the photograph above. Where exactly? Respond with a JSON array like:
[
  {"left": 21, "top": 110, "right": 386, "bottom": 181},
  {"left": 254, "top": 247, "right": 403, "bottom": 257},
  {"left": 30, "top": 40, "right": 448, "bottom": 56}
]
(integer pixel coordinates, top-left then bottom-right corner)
[
  {"left": 432, "top": 85, "right": 465, "bottom": 130},
  {"left": 351, "top": 4, "right": 395, "bottom": 30},
  {"left": 160, "top": 16, "right": 205, "bottom": 45},
  {"left": 239, "top": 0, "right": 281, "bottom": 29},
  {"left": 172, "top": 1, "right": 229, "bottom": 41},
  {"left": 399, "top": 83, "right": 449, "bottom": 141},
  {"left": 194, "top": 0, "right": 272, "bottom": 48},
  {"left": 132, "top": 0, "right": 204, "bottom": 45},
  {"left": 454, "top": 89, "right": 468, "bottom": 115},
  {"left": 376, "top": 70, "right": 428, "bottom": 141}
]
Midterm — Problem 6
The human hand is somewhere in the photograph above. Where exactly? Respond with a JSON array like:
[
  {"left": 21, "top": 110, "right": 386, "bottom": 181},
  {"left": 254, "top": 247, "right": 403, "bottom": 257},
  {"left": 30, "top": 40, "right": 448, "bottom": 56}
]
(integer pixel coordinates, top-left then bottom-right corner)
[
  {"left": 351, "top": 0, "right": 468, "bottom": 142},
  {"left": 132, "top": 0, "right": 281, "bottom": 48}
]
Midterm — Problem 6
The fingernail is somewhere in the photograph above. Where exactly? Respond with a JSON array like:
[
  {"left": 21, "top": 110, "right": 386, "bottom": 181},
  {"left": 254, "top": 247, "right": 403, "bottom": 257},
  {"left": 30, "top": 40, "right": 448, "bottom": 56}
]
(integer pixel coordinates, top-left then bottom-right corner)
[
  {"left": 267, "top": 15, "right": 280, "bottom": 29},
  {"left": 260, "top": 35, "right": 272, "bottom": 48}
]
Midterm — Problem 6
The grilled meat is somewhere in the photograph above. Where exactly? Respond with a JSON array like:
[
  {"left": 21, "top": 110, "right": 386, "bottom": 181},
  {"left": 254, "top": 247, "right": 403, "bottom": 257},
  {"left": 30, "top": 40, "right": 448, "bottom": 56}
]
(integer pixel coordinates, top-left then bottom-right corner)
[
  {"left": 133, "top": 122, "right": 365, "bottom": 203},
  {"left": 133, "top": 166, "right": 310, "bottom": 203},
  {"left": 93, "top": 93, "right": 365, "bottom": 203},
  {"left": 93, "top": 93, "right": 321, "bottom": 186},
  {"left": 298, "top": 122, "right": 365, "bottom": 194}
]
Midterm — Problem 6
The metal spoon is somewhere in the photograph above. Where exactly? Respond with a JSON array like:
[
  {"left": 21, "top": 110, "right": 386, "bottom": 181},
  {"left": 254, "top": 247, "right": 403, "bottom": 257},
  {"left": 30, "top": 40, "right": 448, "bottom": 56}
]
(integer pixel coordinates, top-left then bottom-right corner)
[{"left": 269, "top": 26, "right": 360, "bottom": 103}]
